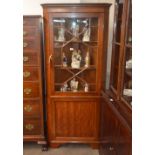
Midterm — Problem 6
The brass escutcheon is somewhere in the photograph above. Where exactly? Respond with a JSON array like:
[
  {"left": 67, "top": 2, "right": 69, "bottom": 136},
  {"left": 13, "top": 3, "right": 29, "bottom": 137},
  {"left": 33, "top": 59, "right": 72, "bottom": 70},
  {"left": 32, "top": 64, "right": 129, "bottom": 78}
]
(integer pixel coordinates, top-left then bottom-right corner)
[
  {"left": 25, "top": 124, "right": 34, "bottom": 130},
  {"left": 23, "top": 56, "right": 29, "bottom": 62},
  {"left": 23, "top": 71, "right": 31, "bottom": 78},
  {"left": 24, "top": 88, "right": 32, "bottom": 95},
  {"left": 24, "top": 105, "right": 32, "bottom": 112},
  {"left": 23, "top": 42, "right": 28, "bottom": 48}
]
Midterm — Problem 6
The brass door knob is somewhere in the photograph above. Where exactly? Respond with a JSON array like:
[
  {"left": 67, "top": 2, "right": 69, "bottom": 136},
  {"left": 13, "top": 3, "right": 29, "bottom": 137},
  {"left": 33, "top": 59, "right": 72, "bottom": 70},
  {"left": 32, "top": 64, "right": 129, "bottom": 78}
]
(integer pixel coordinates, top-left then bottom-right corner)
[
  {"left": 23, "top": 56, "right": 29, "bottom": 62},
  {"left": 25, "top": 124, "right": 34, "bottom": 130},
  {"left": 23, "top": 71, "right": 31, "bottom": 78},
  {"left": 24, "top": 88, "right": 32, "bottom": 95},
  {"left": 23, "top": 42, "right": 28, "bottom": 48},
  {"left": 24, "top": 105, "right": 32, "bottom": 112}
]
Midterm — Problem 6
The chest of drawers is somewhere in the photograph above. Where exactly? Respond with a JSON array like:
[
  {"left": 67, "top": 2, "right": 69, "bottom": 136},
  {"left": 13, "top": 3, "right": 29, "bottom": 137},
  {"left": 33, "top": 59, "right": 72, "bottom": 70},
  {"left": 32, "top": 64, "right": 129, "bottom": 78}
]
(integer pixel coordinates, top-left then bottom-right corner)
[{"left": 23, "top": 16, "right": 47, "bottom": 149}]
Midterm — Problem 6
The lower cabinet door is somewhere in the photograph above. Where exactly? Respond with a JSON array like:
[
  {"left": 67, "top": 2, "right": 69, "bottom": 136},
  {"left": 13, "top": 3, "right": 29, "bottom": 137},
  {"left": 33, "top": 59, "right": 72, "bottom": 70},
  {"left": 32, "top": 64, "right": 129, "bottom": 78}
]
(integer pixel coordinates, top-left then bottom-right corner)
[{"left": 47, "top": 97, "right": 100, "bottom": 146}]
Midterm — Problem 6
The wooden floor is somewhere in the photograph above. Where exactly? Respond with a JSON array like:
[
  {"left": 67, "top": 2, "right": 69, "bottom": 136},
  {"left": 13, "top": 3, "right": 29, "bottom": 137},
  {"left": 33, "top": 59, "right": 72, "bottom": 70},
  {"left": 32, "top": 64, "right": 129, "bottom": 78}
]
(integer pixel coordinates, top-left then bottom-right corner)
[{"left": 23, "top": 143, "right": 99, "bottom": 155}]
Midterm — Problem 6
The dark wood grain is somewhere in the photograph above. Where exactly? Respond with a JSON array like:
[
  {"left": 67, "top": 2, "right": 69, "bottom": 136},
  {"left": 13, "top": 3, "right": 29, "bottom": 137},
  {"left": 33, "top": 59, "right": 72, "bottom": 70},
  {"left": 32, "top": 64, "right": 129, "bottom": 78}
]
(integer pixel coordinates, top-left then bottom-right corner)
[{"left": 23, "top": 16, "right": 47, "bottom": 147}]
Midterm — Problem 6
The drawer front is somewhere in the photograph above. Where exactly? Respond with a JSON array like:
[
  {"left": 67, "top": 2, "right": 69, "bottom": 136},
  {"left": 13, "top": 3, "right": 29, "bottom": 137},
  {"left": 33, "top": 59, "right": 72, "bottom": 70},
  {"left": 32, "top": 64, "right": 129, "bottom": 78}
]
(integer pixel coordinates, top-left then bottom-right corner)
[
  {"left": 23, "top": 100, "right": 41, "bottom": 117},
  {"left": 23, "top": 18, "right": 39, "bottom": 26},
  {"left": 23, "top": 39, "right": 37, "bottom": 50},
  {"left": 23, "top": 66, "right": 39, "bottom": 81},
  {"left": 23, "top": 52, "right": 39, "bottom": 66},
  {"left": 23, "top": 27, "right": 38, "bottom": 38},
  {"left": 23, "top": 82, "right": 40, "bottom": 98},
  {"left": 23, "top": 119, "right": 41, "bottom": 135}
]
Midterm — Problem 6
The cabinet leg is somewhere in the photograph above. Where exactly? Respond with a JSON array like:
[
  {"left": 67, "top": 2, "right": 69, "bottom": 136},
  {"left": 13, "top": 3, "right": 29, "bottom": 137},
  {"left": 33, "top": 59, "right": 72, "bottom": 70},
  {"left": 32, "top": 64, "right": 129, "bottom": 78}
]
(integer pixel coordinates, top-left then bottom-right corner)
[
  {"left": 90, "top": 143, "right": 99, "bottom": 149},
  {"left": 42, "top": 144, "right": 48, "bottom": 151},
  {"left": 37, "top": 140, "right": 48, "bottom": 151},
  {"left": 50, "top": 143, "right": 61, "bottom": 148}
]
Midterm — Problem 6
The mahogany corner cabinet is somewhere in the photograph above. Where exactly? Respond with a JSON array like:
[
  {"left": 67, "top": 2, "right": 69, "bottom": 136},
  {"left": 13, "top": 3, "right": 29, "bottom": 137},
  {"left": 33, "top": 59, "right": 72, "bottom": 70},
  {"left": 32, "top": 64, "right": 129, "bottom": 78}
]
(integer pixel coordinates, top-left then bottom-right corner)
[{"left": 41, "top": 3, "right": 111, "bottom": 148}]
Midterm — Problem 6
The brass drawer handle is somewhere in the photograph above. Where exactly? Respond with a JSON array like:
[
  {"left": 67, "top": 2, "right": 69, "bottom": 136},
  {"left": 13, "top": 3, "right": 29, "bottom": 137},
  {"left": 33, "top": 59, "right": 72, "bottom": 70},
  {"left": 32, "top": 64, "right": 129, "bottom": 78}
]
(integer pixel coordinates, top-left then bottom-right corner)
[
  {"left": 23, "top": 56, "right": 29, "bottom": 62},
  {"left": 23, "top": 71, "right": 31, "bottom": 78},
  {"left": 23, "top": 42, "right": 28, "bottom": 48},
  {"left": 23, "top": 31, "right": 27, "bottom": 36},
  {"left": 23, "top": 21, "right": 26, "bottom": 25},
  {"left": 24, "top": 88, "right": 32, "bottom": 95},
  {"left": 25, "top": 124, "right": 34, "bottom": 130},
  {"left": 24, "top": 105, "right": 32, "bottom": 112}
]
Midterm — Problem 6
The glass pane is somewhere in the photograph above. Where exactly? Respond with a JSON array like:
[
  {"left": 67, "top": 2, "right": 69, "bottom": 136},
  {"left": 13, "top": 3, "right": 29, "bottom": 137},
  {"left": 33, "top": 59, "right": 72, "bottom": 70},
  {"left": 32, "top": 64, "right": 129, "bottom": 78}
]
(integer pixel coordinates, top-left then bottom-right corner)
[
  {"left": 122, "top": 0, "right": 132, "bottom": 105},
  {"left": 111, "top": 44, "right": 120, "bottom": 90},
  {"left": 126, "top": 1, "right": 132, "bottom": 44},
  {"left": 52, "top": 17, "right": 98, "bottom": 92},
  {"left": 114, "top": 0, "right": 124, "bottom": 43},
  {"left": 122, "top": 47, "right": 132, "bottom": 104}
]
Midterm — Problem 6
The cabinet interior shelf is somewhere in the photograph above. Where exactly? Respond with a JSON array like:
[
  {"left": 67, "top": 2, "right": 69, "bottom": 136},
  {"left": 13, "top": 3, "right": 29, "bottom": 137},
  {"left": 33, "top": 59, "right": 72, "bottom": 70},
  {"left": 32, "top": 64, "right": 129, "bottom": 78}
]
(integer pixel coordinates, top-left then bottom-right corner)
[
  {"left": 53, "top": 25, "right": 98, "bottom": 28},
  {"left": 55, "top": 83, "right": 96, "bottom": 85},
  {"left": 54, "top": 65, "right": 96, "bottom": 70}
]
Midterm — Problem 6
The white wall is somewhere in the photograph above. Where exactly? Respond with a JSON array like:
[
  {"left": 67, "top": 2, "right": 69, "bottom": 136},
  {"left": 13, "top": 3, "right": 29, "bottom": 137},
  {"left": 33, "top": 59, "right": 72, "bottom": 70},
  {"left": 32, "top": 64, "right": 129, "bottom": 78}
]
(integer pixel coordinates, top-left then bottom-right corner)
[
  {"left": 23, "top": 0, "right": 115, "bottom": 88},
  {"left": 23, "top": 0, "right": 80, "bottom": 15}
]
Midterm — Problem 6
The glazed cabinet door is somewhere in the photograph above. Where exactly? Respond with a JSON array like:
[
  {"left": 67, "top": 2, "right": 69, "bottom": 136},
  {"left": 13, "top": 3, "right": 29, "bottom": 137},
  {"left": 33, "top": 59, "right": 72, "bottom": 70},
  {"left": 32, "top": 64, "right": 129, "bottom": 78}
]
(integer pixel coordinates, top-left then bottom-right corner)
[
  {"left": 110, "top": 0, "right": 125, "bottom": 96},
  {"left": 120, "top": 0, "right": 132, "bottom": 106},
  {"left": 47, "top": 13, "right": 104, "bottom": 95}
]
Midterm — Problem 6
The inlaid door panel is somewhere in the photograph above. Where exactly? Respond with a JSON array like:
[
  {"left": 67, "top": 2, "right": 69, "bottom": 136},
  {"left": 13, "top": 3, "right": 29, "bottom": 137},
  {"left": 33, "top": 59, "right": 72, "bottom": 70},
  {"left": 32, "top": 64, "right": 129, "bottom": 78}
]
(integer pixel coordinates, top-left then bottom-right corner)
[{"left": 48, "top": 98, "right": 99, "bottom": 140}]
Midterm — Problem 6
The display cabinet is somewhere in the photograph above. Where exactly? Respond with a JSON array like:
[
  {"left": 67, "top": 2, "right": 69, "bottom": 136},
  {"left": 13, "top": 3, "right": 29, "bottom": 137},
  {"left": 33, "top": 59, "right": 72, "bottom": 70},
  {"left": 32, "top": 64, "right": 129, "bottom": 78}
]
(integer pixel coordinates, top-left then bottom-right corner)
[
  {"left": 110, "top": 0, "right": 132, "bottom": 107},
  {"left": 42, "top": 3, "right": 111, "bottom": 148},
  {"left": 23, "top": 16, "right": 47, "bottom": 150},
  {"left": 99, "top": 0, "right": 132, "bottom": 154}
]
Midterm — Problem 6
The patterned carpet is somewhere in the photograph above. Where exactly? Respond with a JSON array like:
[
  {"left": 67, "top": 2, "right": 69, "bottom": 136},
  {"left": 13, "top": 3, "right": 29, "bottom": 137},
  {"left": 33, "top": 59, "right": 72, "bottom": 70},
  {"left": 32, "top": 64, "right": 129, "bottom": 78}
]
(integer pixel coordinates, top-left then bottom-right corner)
[{"left": 23, "top": 143, "right": 99, "bottom": 155}]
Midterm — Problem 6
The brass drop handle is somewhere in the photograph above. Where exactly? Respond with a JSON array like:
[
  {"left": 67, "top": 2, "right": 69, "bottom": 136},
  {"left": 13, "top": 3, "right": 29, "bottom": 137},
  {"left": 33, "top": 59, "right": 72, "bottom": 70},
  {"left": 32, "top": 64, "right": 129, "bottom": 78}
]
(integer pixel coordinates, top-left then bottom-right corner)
[
  {"left": 109, "top": 146, "right": 114, "bottom": 151},
  {"left": 23, "top": 31, "right": 27, "bottom": 36},
  {"left": 23, "top": 42, "right": 28, "bottom": 48},
  {"left": 24, "top": 88, "right": 32, "bottom": 95},
  {"left": 23, "top": 56, "right": 29, "bottom": 62},
  {"left": 23, "top": 21, "right": 26, "bottom": 25},
  {"left": 24, "top": 105, "right": 32, "bottom": 112},
  {"left": 49, "top": 54, "right": 53, "bottom": 63},
  {"left": 25, "top": 124, "right": 34, "bottom": 130},
  {"left": 23, "top": 71, "right": 31, "bottom": 78}
]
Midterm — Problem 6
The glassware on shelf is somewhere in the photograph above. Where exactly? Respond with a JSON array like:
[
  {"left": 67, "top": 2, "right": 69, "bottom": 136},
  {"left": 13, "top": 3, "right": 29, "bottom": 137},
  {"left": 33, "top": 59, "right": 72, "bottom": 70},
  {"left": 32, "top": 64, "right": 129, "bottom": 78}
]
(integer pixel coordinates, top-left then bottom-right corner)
[
  {"left": 125, "top": 59, "right": 132, "bottom": 69},
  {"left": 57, "top": 27, "right": 65, "bottom": 42},
  {"left": 62, "top": 52, "right": 67, "bottom": 67},
  {"left": 70, "top": 78, "right": 79, "bottom": 92},
  {"left": 71, "top": 20, "right": 79, "bottom": 41},
  {"left": 71, "top": 49, "right": 82, "bottom": 69},
  {"left": 82, "top": 27, "right": 91, "bottom": 42},
  {"left": 60, "top": 83, "right": 68, "bottom": 92},
  {"left": 84, "top": 83, "right": 89, "bottom": 92},
  {"left": 85, "top": 51, "right": 90, "bottom": 67},
  {"left": 123, "top": 89, "right": 132, "bottom": 97}
]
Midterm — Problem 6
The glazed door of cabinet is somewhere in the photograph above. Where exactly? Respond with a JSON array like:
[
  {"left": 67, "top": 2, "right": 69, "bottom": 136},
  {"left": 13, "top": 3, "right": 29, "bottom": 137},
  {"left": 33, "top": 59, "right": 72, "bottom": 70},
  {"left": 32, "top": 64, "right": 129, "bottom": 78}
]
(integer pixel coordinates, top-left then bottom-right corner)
[
  {"left": 110, "top": 0, "right": 125, "bottom": 96},
  {"left": 47, "top": 13, "right": 104, "bottom": 95},
  {"left": 120, "top": 0, "right": 132, "bottom": 106}
]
